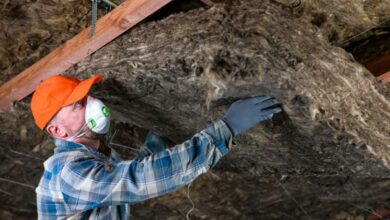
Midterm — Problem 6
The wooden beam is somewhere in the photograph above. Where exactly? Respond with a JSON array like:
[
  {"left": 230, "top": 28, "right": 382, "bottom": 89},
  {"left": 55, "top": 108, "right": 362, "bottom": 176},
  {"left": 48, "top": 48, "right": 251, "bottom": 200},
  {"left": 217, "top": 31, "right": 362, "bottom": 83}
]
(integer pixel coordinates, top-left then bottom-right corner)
[
  {"left": 0, "top": 0, "right": 172, "bottom": 110},
  {"left": 200, "top": 0, "right": 214, "bottom": 6},
  {"left": 377, "top": 71, "right": 390, "bottom": 84},
  {"left": 367, "top": 208, "right": 390, "bottom": 220},
  {"left": 363, "top": 52, "right": 390, "bottom": 77}
]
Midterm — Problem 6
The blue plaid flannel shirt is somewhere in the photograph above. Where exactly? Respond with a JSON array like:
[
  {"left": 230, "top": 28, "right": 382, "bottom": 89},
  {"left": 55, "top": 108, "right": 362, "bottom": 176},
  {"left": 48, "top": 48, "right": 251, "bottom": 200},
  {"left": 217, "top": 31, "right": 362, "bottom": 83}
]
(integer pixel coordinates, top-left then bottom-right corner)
[{"left": 36, "top": 120, "right": 233, "bottom": 219}]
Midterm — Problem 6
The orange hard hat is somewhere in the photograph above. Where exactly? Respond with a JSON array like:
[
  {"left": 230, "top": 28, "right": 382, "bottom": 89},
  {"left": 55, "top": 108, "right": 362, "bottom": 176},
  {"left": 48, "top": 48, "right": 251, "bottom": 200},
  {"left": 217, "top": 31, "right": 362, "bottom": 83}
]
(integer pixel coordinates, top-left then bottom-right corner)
[{"left": 31, "top": 74, "right": 103, "bottom": 130}]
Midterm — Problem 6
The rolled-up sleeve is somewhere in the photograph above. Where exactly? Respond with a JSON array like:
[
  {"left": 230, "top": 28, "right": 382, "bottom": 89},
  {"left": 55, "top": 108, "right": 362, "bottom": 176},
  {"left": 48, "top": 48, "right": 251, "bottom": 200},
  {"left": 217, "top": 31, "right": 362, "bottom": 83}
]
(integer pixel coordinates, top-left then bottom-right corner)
[{"left": 59, "top": 120, "right": 234, "bottom": 211}]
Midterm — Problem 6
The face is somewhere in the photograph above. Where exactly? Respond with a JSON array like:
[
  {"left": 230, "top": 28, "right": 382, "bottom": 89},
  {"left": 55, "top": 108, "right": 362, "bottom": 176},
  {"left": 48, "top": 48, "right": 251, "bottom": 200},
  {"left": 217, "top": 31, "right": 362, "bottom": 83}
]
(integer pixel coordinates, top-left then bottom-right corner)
[{"left": 46, "top": 97, "right": 87, "bottom": 139}]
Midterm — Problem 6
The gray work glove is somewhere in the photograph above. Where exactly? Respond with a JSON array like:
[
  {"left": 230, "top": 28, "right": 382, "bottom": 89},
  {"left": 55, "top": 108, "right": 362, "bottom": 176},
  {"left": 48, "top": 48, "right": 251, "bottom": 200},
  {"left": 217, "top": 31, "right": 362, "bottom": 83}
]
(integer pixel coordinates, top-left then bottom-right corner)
[{"left": 222, "top": 96, "right": 282, "bottom": 137}]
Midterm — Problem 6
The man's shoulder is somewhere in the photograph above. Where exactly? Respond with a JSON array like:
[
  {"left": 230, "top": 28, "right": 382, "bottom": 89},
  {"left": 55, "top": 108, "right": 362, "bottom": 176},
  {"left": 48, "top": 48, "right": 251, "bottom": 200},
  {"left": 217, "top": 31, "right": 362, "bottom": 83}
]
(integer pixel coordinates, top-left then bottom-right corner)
[{"left": 43, "top": 148, "right": 88, "bottom": 174}]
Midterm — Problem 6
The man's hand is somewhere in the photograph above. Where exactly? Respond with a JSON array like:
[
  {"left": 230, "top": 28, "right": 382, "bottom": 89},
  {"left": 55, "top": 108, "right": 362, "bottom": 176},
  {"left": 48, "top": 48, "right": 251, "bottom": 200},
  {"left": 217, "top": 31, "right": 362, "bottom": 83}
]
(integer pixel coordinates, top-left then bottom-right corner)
[{"left": 222, "top": 96, "right": 282, "bottom": 137}]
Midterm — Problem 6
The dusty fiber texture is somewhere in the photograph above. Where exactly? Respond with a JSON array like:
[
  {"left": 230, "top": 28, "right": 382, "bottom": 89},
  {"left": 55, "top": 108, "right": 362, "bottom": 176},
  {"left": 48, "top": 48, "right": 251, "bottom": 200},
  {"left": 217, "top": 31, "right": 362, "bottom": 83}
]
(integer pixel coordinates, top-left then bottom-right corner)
[
  {"left": 71, "top": 0, "right": 390, "bottom": 172},
  {"left": 65, "top": 0, "right": 389, "bottom": 219},
  {"left": 295, "top": 0, "right": 390, "bottom": 46},
  {"left": 271, "top": 0, "right": 390, "bottom": 46},
  {"left": 0, "top": 0, "right": 390, "bottom": 219},
  {"left": 1, "top": 0, "right": 389, "bottom": 84},
  {"left": 0, "top": 0, "right": 90, "bottom": 84}
]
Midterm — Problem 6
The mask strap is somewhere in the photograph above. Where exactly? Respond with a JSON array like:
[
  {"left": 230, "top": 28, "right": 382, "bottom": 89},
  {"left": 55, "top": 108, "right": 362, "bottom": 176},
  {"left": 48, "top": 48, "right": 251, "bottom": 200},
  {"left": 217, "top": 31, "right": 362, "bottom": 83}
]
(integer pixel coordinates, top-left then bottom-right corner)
[{"left": 67, "top": 123, "right": 89, "bottom": 141}]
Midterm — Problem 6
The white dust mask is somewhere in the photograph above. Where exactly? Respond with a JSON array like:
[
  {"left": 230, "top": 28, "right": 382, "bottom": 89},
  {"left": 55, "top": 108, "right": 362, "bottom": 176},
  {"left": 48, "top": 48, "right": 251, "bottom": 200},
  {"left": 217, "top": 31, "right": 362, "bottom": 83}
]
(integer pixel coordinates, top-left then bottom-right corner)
[{"left": 85, "top": 96, "right": 111, "bottom": 134}]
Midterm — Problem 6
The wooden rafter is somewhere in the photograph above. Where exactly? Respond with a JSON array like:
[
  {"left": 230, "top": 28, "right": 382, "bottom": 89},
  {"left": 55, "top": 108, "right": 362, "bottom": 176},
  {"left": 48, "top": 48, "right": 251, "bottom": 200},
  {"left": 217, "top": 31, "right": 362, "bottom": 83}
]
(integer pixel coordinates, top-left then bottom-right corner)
[
  {"left": 377, "top": 71, "right": 390, "bottom": 84},
  {"left": 363, "top": 53, "right": 390, "bottom": 77},
  {"left": 362, "top": 52, "right": 390, "bottom": 84},
  {"left": 200, "top": 0, "right": 214, "bottom": 6},
  {"left": 0, "top": 0, "right": 172, "bottom": 110}
]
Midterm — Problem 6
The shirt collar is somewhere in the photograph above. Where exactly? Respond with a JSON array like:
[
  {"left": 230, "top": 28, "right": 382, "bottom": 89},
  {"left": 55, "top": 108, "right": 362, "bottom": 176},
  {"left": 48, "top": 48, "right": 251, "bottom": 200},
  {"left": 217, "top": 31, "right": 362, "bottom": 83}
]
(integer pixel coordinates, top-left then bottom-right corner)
[
  {"left": 53, "top": 138, "right": 117, "bottom": 162},
  {"left": 53, "top": 138, "right": 84, "bottom": 154}
]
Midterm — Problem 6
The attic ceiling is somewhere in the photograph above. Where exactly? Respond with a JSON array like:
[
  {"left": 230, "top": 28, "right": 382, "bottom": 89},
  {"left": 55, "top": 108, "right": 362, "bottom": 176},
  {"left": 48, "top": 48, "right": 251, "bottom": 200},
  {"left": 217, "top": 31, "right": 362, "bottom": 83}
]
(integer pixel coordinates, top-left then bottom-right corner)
[{"left": 0, "top": 0, "right": 389, "bottom": 219}]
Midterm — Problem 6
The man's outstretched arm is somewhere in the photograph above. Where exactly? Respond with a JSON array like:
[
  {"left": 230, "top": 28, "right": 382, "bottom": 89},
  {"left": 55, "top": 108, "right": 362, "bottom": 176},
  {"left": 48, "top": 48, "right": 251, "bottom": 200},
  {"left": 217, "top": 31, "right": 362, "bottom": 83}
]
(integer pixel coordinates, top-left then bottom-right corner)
[
  {"left": 59, "top": 119, "right": 232, "bottom": 211},
  {"left": 59, "top": 96, "right": 282, "bottom": 211}
]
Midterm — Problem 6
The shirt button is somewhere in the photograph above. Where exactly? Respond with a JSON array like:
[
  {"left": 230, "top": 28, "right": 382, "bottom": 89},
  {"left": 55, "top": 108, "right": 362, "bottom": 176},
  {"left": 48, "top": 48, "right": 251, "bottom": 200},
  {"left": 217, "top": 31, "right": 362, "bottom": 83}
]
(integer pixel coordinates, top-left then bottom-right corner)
[
  {"left": 139, "top": 163, "right": 144, "bottom": 168},
  {"left": 105, "top": 164, "right": 113, "bottom": 171}
]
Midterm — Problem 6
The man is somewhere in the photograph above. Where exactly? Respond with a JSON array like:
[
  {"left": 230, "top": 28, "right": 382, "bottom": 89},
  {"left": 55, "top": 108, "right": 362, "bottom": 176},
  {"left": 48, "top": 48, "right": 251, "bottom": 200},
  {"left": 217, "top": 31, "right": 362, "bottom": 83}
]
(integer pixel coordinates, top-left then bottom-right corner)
[{"left": 31, "top": 74, "right": 282, "bottom": 219}]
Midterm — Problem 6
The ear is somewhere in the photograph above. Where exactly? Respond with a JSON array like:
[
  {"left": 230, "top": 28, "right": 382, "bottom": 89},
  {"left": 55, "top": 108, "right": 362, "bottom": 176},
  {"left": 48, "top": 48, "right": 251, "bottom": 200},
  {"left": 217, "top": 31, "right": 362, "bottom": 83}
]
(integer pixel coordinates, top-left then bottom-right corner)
[{"left": 46, "top": 123, "right": 68, "bottom": 139}]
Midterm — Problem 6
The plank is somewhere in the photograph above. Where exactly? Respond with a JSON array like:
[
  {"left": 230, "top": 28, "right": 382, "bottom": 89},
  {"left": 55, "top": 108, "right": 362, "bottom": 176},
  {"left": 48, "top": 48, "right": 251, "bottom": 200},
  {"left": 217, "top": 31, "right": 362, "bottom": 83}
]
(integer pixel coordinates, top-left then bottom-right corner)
[
  {"left": 200, "top": 0, "right": 214, "bottom": 6},
  {"left": 0, "top": 0, "right": 172, "bottom": 110},
  {"left": 377, "top": 71, "right": 390, "bottom": 84},
  {"left": 363, "top": 52, "right": 390, "bottom": 77}
]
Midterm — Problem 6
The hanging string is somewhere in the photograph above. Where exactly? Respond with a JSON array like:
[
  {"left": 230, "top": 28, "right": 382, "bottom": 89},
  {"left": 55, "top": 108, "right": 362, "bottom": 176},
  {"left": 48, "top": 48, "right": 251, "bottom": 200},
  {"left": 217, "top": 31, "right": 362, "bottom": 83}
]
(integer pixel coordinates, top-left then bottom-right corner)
[
  {"left": 106, "top": 130, "right": 140, "bottom": 152},
  {"left": 336, "top": 18, "right": 390, "bottom": 46},
  {"left": 185, "top": 183, "right": 195, "bottom": 220},
  {"left": 343, "top": 180, "right": 382, "bottom": 218},
  {"left": 0, "top": 177, "right": 35, "bottom": 190},
  {"left": 275, "top": 176, "right": 313, "bottom": 220}
]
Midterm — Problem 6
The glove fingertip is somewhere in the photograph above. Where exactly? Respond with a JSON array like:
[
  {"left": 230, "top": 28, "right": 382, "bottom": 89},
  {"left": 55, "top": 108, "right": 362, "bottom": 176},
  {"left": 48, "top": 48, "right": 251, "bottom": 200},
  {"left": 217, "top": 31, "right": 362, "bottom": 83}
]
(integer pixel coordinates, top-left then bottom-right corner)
[
  {"left": 273, "top": 107, "right": 283, "bottom": 113},
  {"left": 253, "top": 96, "right": 273, "bottom": 104}
]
